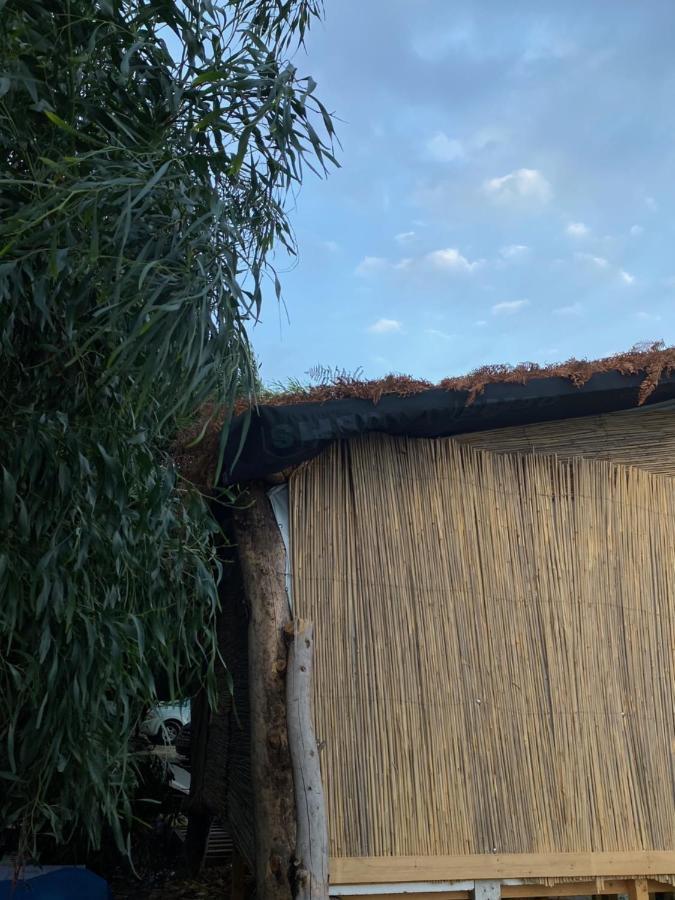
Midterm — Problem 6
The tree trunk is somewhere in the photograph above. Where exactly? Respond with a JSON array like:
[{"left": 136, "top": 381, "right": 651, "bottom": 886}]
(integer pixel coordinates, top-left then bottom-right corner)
[
  {"left": 233, "top": 483, "right": 296, "bottom": 900},
  {"left": 285, "top": 619, "right": 329, "bottom": 900}
]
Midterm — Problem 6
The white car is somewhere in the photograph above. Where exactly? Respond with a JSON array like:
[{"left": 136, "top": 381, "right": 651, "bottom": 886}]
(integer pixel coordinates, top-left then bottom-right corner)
[{"left": 139, "top": 700, "right": 190, "bottom": 744}]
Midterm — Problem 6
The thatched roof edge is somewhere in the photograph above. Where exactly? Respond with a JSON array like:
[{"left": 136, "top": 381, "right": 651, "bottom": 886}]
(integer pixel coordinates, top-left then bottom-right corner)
[{"left": 175, "top": 343, "right": 675, "bottom": 489}]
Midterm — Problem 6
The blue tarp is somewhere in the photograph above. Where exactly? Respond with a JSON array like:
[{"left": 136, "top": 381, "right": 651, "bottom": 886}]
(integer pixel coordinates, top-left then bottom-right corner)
[{"left": 0, "top": 867, "right": 111, "bottom": 899}]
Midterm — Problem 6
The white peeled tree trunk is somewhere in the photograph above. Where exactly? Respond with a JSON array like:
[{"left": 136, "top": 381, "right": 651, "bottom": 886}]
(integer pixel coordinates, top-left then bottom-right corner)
[{"left": 285, "top": 618, "right": 329, "bottom": 900}]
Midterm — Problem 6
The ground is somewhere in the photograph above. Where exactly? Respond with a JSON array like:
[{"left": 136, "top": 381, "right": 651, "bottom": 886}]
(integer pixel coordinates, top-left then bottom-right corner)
[{"left": 107, "top": 863, "right": 231, "bottom": 899}]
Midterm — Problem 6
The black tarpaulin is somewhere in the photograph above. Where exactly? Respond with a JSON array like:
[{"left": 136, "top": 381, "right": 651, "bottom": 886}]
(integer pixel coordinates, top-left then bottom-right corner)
[{"left": 220, "top": 370, "right": 675, "bottom": 484}]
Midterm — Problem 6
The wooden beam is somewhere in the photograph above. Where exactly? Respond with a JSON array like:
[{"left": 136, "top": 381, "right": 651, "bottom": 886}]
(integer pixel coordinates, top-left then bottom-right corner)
[
  {"left": 627, "top": 879, "right": 650, "bottom": 900},
  {"left": 502, "top": 881, "right": 653, "bottom": 898},
  {"left": 333, "top": 895, "right": 471, "bottom": 900},
  {"left": 648, "top": 880, "right": 675, "bottom": 893},
  {"left": 330, "top": 879, "right": 675, "bottom": 900},
  {"left": 330, "top": 879, "right": 674, "bottom": 900},
  {"left": 330, "top": 853, "right": 675, "bottom": 885}
]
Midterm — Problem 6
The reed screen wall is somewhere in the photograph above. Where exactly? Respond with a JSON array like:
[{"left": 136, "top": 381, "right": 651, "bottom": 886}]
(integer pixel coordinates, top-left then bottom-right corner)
[
  {"left": 289, "top": 435, "right": 675, "bottom": 863},
  {"left": 455, "top": 407, "right": 675, "bottom": 476}
]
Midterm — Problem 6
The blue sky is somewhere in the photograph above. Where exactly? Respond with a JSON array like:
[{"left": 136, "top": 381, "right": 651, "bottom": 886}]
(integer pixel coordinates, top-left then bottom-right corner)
[{"left": 252, "top": 0, "right": 675, "bottom": 385}]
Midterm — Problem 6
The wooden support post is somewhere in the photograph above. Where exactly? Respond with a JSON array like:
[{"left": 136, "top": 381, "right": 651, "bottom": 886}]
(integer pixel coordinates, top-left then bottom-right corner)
[
  {"left": 286, "top": 619, "right": 329, "bottom": 900},
  {"left": 234, "top": 483, "right": 296, "bottom": 900},
  {"left": 627, "top": 879, "right": 650, "bottom": 900},
  {"left": 474, "top": 881, "right": 500, "bottom": 900}
]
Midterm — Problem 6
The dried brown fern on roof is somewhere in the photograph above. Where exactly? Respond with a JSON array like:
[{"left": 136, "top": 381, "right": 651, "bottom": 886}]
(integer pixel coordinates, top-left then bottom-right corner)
[
  {"left": 230, "top": 342, "right": 675, "bottom": 411},
  {"left": 440, "top": 342, "right": 675, "bottom": 405}
]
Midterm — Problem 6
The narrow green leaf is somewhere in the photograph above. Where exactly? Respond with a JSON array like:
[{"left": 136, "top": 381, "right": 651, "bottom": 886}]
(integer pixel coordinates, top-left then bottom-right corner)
[
  {"left": 43, "top": 110, "right": 81, "bottom": 138},
  {"left": 2, "top": 466, "right": 16, "bottom": 520}
]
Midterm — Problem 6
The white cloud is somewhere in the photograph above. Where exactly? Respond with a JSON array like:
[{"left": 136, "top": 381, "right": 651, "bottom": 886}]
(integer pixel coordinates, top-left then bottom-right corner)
[
  {"left": 500, "top": 244, "right": 529, "bottom": 259},
  {"left": 483, "top": 168, "right": 552, "bottom": 205},
  {"left": 471, "top": 126, "right": 508, "bottom": 152},
  {"left": 395, "top": 231, "right": 416, "bottom": 245},
  {"left": 475, "top": 319, "right": 487, "bottom": 327},
  {"left": 645, "top": 196, "right": 658, "bottom": 211},
  {"left": 630, "top": 225, "right": 644, "bottom": 237},
  {"left": 636, "top": 311, "right": 662, "bottom": 322},
  {"left": 576, "top": 252, "right": 609, "bottom": 268},
  {"left": 491, "top": 299, "right": 530, "bottom": 315},
  {"left": 425, "top": 328, "right": 454, "bottom": 340},
  {"left": 554, "top": 302, "right": 584, "bottom": 316},
  {"left": 426, "top": 247, "right": 484, "bottom": 272},
  {"left": 322, "top": 240, "right": 340, "bottom": 253},
  {"left": 367, "top": 318, "right": 403, "bottom": 334},
  {"left": 356, "top": 247, "right": 483, "bottom": 278},
  {"left": 574, "top": 252, "right": 635, "bottom": 284},
  {"left": 426, "top": 131, "right": 464, "bottom": 163},
  {"left": 355, "top": 255, "right": 412, "bottom": 276},
  {"left": 355, "top": 256, "right": 389, "bottom": 276},
  {"left": 566, "top": 222, "right": 590, "bottom": 237}
]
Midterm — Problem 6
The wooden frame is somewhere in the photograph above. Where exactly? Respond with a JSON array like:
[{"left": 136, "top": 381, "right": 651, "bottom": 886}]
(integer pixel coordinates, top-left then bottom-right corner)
[
  {"left": 330, "top": 853, "right": 675, "bottom": 885},
  {"left": 329, "top": 882, "right": 673, "bottom": 900}
]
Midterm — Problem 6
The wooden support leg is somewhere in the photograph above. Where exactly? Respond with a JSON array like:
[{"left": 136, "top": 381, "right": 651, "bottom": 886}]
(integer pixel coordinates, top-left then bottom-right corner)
[
  {"left": 627, "top": 879, "right": 650, "bottom": 900},
  {"left": 286, "top": 619, "right": 329, "bottom": 900},
  {"left": 474, "top": 880, "right": 501, "bottom": 900}
]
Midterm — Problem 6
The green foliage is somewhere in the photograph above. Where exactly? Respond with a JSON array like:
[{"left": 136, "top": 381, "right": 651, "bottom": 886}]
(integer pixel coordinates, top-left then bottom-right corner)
[{"left": 0, "top": 0, "right": 335, "bottom": 857}]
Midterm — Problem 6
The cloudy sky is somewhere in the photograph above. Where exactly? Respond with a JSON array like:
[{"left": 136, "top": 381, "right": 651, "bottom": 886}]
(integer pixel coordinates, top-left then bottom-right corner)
[{"left": 252, "top": 0, "right": 675, "bottom": 385}]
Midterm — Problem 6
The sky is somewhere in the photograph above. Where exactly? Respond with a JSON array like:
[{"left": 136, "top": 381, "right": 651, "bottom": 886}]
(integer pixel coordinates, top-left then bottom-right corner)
[{"left": 252, "top": 0, "right": 675, "bottom": 386}]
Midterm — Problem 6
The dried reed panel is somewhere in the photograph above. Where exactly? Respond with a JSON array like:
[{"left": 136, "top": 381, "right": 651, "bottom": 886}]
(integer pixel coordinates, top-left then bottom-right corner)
[
  {"left": 455, "top": 407, "right": 675, "bottom": 477},
  {"left": 289, "top": 435, "right": 675, "bottom": 867}
]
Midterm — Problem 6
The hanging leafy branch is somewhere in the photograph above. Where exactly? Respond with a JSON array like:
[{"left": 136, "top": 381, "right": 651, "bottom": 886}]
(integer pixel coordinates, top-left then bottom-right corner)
[{"left": 0, "top": 0, "right": 336, "bottom": 857}]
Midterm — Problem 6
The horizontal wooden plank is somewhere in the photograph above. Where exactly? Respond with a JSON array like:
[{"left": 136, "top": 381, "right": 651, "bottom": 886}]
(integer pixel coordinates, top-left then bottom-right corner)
[
  {"left": 502, "top": 881, "right": 667, "bottom": 898},
  {"left": 503, "top": 882, "right": 628, "bottom": 898},
  {"left": 330, "top": 853, "right": 675, "bottom": 885},
  {"left": 337, "top": 893, "right": 471, "bottom": 900},
  {"left": 335, "top": 884, "right": 673, "bottom": 900},
  {"left": 331, "top": 881, "right": 675, "bottom": 900}
]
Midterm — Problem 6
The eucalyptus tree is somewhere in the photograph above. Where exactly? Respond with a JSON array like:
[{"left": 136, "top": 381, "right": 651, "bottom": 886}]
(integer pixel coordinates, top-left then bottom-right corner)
[{"left": 0, "top": 0, "right": 335, "bottom": 858}]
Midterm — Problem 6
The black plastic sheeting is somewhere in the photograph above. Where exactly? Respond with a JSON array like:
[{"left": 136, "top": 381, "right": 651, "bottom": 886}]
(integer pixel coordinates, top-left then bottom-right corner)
[{"left": 220, "top": 371, "right": 675, "bottom": 484}]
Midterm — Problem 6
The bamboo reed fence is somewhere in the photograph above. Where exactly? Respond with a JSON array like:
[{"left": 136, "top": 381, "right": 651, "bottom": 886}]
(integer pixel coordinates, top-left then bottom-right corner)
[
  {"left": 289, "top": 434, "right": 675, "bottom": 873},
  {"left": 455, "top": 407, "right": 675, "bottom": 476}
]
